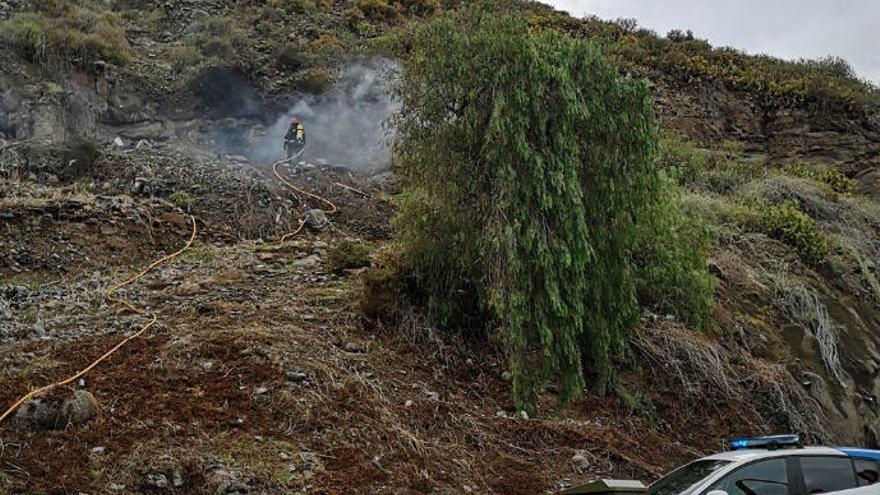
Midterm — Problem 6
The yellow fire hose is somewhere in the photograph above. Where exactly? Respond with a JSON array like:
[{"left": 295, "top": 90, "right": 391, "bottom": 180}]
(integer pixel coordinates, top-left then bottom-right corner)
[
  {"left": 0, "top": 215, "right": 198, "bottom": 425},
  {"left": 271, "top": 149, "right": 338, "bottom": 242},
  {"left": 0, "top": 147, "right": 340, "bottom": 425}
]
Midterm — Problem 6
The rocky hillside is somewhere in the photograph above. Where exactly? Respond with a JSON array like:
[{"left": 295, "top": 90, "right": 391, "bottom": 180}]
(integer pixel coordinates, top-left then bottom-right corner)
[{"left": 1, "top": 0, "right": 880, "bottom": 494}]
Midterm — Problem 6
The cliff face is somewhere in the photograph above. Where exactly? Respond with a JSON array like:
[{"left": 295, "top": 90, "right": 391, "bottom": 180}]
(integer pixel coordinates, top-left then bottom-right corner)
[
  {"left": 652, "top": 76, "right": 880, "bottom": 196},
  {"left": 644, "top": 73, "right": 880, "bottom": 447}
]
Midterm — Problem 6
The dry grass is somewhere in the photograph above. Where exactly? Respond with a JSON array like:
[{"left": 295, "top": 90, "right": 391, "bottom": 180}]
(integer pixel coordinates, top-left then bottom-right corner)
[
  {"left": 631, "top": 319, "right": 830, "bottom": 442},
  {"left": 631, "top": 322, "right": 734, "bottom": 399},
  {"left": 771, "top": 274, "right": 844, "bottom": 382},
  {"left": 0, "top": 7, "right": 131, "bottom": 65},
  {"left": 745, "top": 361, "right": 829, "bottom": 443},
  {"left": 0, "top": 145, "right": 23, "bottom": 181}
]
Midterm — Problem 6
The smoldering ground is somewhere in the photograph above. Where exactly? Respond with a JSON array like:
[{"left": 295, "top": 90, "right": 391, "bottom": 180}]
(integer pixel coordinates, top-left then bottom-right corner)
[{"left": 210, "top": 59, "right": 397, "bottom": 171}]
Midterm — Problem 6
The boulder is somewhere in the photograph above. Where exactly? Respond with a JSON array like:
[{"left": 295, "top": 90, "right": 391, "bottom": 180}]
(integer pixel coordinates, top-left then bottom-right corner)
[
  {"left": 856, "top": 167, "right": 880, "bottom": 200},
  {"left": 61, "top": 390, "right": 98, "bottom": 425},
  {"left": 306, "top": 209, "right": 329, "bottom": 230},
  {"left": 15, "top": 389, "right": 97, "bottom": 429}
]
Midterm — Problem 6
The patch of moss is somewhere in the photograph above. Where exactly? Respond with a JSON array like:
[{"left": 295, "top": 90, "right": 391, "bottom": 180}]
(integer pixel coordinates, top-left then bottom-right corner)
[{"left": 327, "top": 239, "right": 372, "bottom": 273}]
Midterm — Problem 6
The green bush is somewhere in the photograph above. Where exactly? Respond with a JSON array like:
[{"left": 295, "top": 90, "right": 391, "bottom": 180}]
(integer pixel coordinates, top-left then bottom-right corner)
[
  {"left": 0, "top": 7, "right": 131, "bottom": 65},
  {"left": 267, "top": 0, "right": 330, "bottom": 14},
  {"left": 342, "top": 6, "right": 366, "bottom": 26},
  {"left": 751, "top": 202, "right": 829, "bottom": 265},
  {"left": 168, "top": 191, "right": 197, "bottom": 210},
  {"left": 388, "top": 6, "right": 711, "bottom": 414},
  {"left": 700, "top": 159, "right": 768, "bottom": 195},
  {"left": 783, "top": 162, "right": 857, "bottom": 195},
  {"left": 353, "top": 0, "right": 399, "bottom": 21},
  {"left": 327, "top": 240, "right": 372, "bottom": 273},
  {"left": 349, "top": 0, "right": 438, "bottom": 23},
  {"left": 310, "top": 34, "right": 342, "bottom": 55},
  {"left": 277, "top": 43, "right": 311, "bottom": 70},
  {"left": 611, "top": 35, "right": 873, "bottom": 110},
  {"left": 633, "top": 176, "right": 716, "bottom": 327},
  {"left": 657, "top": 132, "right": 711, "bottom": 185},
  {"left": 657, "top": 133, "right": 766, "bottom": 194}
]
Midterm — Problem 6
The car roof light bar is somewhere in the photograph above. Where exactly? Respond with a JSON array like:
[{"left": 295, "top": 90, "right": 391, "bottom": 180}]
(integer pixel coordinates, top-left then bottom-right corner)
[{"left": 730, "top": 435, "right": 802, "bottom": 450}]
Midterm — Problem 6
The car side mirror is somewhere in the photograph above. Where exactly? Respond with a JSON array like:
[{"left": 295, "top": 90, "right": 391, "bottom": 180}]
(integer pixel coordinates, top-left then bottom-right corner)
[{"left": 706, "top": 491, "right": 728, "bottom": 495}]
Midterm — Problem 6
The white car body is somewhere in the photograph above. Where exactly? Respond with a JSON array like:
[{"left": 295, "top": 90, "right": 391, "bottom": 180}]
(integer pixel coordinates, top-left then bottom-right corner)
[{"left": 650, "top": 445, "right": 880, "bottom": 495}]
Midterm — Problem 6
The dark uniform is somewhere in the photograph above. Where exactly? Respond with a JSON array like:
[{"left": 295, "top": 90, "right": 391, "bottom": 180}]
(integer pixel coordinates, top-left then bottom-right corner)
[{"left": 284, "top": 118, "right": 306, "bottom": 159}]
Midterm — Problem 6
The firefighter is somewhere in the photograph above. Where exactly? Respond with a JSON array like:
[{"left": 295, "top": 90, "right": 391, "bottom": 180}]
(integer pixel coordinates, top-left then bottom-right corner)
[{"left": 284, "top": 116, "right": 306, "bottom": 159}]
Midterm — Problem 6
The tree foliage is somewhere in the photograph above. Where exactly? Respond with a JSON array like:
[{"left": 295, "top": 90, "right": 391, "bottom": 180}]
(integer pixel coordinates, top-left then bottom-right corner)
[{"left": 388, "top": 5, "right": 711, "bottom": 413}]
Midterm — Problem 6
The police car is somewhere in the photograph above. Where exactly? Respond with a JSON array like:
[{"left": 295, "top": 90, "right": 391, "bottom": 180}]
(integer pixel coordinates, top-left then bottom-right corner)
[{"left": 648, "top": 435, "right": 880, "bottom": 495}]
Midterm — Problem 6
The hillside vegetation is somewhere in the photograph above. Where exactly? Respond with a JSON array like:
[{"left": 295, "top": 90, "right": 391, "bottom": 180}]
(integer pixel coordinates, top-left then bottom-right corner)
[{"left": 0, "top": 0, "right": 879, "bottom": 493}]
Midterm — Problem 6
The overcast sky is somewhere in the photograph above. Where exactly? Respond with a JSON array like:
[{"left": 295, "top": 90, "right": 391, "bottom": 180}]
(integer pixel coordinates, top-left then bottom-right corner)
[{"left": 545, "top": 1, "right": 880, "bottom": 84}]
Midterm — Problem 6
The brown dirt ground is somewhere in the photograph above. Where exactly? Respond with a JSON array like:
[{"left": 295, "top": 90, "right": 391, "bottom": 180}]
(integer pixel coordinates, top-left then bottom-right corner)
[{"left": 0, "top": 170, "right": 769, "bottom": 494}]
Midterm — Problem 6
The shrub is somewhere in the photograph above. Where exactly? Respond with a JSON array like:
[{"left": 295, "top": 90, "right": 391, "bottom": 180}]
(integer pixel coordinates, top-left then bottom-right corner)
[
  {"left": 144, "top": 8, "right": 167, "bottom": 32},
  {"left": 388, "top": 6, "right": 711, "bottom": 414},
  {"left": 700, "top": 158, "right": 768, "bottom": 195},
  {"left": 268, "top": 0, "right": 330, "bottom": 14},
  {"left": 310, "top": 34, "right": 341, "bottom": 55},
  {"left": 751, "top": 202, "right": 829, "bottom": 265},
  {"left": 359, "top": 263, "right": 405, "bottom": 321},
  {"left": 401, "top": 0, "right": 439, "bottom": 16},
  {"left": 353, "top": 0, "right": 398, "bottom": 21},
  {"left": 783, "top": 162, "right": 857, "bottom": 195},
  {"left": 718, "top": 139, "right": 745, "bottom": 155},
  {"left": 666, "top": 29, "right": 694, "bottom": 42},
  {"left": 536, "top": 10, "right": 877, "bottom": 112},
  {"left": 295, "top": 67, "right": 331, "bottom": 93},
  {"left": 185, "top": 15, "right": 252, "bottom": 69},
  {"left": 168, "top": 45, "right": 202, "bottom": 72},
  {"left": 168, "top": 191, "right": 196, "bottom": 210},
  {"left": 342, "top": 6, "right": 366, "bottom": 27},
  {"left": 657, "top": 132, "right": 710, "bottom": 185},
  {"left": 0, "top": 7, "right": 131, "bottom": 65},
  {"left": 350, "top": 0, "right": 437, "bottom": 23},
  {"left": 60, "top": 139, "right": 101, "bottom": 179},
  {"left": 327, "top": 240, "right": 372, "bottom": 273},
  {"left": 277, "top": 43, "right": 310, "bottom": 70}
]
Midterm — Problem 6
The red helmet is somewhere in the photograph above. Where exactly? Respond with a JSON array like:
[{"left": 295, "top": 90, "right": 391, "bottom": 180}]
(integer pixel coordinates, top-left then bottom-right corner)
[{"left": 290, "top": 116, "right": 299, "bottom": 124}]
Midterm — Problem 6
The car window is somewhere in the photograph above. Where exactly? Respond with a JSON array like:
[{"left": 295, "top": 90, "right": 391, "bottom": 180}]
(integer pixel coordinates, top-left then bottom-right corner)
[
  {"left": 854, "top": 459, "right": 880, "bottom": 486},
  {"left": 708, "top": 458, "right": 789, "bottom": 495},
  {"left": 800, "top": 456, "right": 856, "bottom": 493},
  {"left": 649, "top": 460, "right": 731, "bottom": 495}
]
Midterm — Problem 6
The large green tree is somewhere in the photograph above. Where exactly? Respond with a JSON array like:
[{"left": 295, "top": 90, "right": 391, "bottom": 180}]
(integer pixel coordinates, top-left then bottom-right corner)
[{"left": 389, "top": 5, "right": 710, "bottom": 413}]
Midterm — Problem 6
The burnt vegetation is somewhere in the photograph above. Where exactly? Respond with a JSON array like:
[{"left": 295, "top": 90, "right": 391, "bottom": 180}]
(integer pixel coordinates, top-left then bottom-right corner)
[{"left": 1, "top": 0, "right": 880, "bottom": 493}]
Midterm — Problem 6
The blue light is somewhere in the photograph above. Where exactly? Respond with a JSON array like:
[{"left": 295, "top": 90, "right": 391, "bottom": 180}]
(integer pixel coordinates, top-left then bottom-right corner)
[
  {"left": 731, "top": 439, "right": 750, "bottom": 449},
  {"left": 730, "top": 435, "right": 800, "bottom": 450}
]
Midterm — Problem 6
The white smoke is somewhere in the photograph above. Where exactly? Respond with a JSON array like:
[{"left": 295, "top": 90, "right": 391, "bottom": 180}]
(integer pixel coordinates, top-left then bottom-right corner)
[{"left": 236, "top": 58, "right": 398, "bottom": 171}]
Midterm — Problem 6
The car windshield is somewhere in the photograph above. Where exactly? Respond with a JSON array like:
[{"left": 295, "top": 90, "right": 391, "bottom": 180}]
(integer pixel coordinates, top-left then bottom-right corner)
[{"left": 649, "top": 459, "right": 732, "bottom": 495}]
